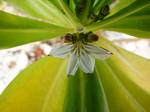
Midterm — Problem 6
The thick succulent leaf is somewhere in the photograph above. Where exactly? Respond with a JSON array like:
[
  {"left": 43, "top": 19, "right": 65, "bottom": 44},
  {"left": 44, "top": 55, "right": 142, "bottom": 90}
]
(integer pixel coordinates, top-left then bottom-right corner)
[
  {"left": 103, "top": 4, "right": 150, "bottom": 38},
  {"left": 109, "top": 0, "right": 135, "bottom": 16},
  {"left": 4, "top": 0, "right": 72, "bottom": 27},
  {"left": 0, "top": 38, "right": 150, "bottom": 111},
  {"left": 0, "top": 11, "right": 74, "bottom": 48},
  {"left": 0, "top": 57, "right": 68, "bottom": 112},
  {"left": 99, "top": 38, "right": 150, "bottom": 93},
  {"left": 56, "top": 0, "right": 82, "bottom": 28},
  {"left": 97, "top": 38, "right": 150, "bottom": 111},
  {"left": 86, "top": 0, "right": 150, "bottom": 38},
  {"left": 48, "top": 0, "right": 82, "bottom": 29}
]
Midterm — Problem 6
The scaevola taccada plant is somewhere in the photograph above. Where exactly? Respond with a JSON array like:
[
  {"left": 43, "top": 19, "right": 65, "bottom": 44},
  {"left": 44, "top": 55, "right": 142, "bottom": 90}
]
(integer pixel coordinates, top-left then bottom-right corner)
[
  {"left": 48, "top": 1, "right": 112, "bottom": 75},
  {"left": 0, "top": 0, "right": 150, "bottom": 111}
]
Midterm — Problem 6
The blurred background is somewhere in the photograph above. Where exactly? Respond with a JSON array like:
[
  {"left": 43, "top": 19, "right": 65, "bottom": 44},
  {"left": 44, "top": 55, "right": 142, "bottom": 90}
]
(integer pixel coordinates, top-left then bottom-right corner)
[{"left": 0, "top": 1, "right": 150, "bottom": 94}]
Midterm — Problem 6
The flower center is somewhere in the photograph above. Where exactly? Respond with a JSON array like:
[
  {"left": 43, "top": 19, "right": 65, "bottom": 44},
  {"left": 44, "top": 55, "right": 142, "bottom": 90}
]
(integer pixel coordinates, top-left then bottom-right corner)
[
  {"left": 75, "top": 41, "right": 84, "bottom": 49},
  {"left": 72, "top": 41, "right": 85, "bottom": 56}
]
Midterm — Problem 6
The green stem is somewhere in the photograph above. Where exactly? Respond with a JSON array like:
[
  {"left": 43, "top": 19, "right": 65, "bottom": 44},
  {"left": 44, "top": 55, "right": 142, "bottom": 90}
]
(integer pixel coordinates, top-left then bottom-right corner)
[
  {"left": 93, "top": 0, "right": 105, "bottom": 14},
  {"left": 79, "top": 0, "right": 91, "bottom": 25}
]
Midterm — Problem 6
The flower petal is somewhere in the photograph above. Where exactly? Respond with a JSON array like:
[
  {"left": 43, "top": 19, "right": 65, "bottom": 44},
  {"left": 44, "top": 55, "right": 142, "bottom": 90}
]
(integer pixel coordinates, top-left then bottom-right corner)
[
  {"left": 67, "top": 51, "right": 79, "bottom": 75},
  {"left": 49, "top": 44, "right": 73, "bottom": 58},
  {"left": 79, "top": 50, "right": 95, "bottom": 73},
  {"left": 85, "top": 44, "right": 112, "bottom": 59}
]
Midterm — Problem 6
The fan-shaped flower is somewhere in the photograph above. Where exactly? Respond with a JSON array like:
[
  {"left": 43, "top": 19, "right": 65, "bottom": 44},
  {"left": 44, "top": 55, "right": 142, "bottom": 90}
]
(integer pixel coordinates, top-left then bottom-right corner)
[{"left": 49, "top": 33, "right": 112, "bottom": 75}]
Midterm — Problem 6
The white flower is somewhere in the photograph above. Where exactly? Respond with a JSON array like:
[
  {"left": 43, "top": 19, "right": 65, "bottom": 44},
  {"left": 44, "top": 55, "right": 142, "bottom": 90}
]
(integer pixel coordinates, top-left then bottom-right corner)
[{"left": 48, "top": 41, "right": 112, "bottom": 76}]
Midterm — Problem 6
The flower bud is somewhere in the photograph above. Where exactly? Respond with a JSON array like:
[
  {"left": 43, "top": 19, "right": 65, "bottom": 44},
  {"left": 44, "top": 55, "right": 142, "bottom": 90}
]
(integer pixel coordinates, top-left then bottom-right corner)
[
  {"left": 64, "top": 34, "right": 73, "bottom": 43},
  {"left": 87, "top": 32, "right": 99, "bottom": 42},
  {"left": 100, "top": 5, "right": 110, "bottom": 16}
]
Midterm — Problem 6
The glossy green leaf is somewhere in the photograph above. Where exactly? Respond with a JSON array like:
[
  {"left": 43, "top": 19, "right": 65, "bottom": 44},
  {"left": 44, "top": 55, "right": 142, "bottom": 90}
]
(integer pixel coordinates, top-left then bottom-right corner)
[
  {"left": 97, "top": 38, "right": 150, "bottom": 111},
  {"left": 109, "top": 0, "right": 135, "bottom": 16},
  {"left": 4, "top": 0, "right": 72, "bottom": 27},
  {"left": 0, "top": 11, "right": 74, "bottom": 48},
  {"left": 86, "top": 0, "right": 150, "bottom": 38},
  {"left": 68, "top": 0, "right": 76, "bottom": 13},
  {"left": 57, "top": 0, "right": 82, "bottom": 29},
  {"left": 0, "top": 38, "right": 150, "bottom": 112},
  {"left": 102, "top": 4, "right": 150, "bottom": 38}
]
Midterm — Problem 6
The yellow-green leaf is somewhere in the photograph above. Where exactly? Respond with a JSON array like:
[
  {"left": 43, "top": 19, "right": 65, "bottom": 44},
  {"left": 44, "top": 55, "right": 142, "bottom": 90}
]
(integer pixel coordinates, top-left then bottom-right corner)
[{"left": 0, "top": 39, "right": 150, "bottom": 112}]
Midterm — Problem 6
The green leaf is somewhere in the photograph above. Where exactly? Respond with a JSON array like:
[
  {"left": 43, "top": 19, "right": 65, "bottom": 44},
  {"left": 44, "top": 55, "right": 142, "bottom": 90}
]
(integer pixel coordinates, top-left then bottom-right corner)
[
  {"left": 102, "top": 4, "right": 150, "bottom": 38},
  {"left": 68, "top": 0, "right": 76, "bottom": 13},
  {"left": 56, "top": 0, "right": 82, "bottom": 30},
  {"left": 97, "top": 38, "right": 150, "bottom": 111},
  {"left": 4, "top": 0, "right": 72, "bottom": 27},
  {"left": 109, "top": 0, "right": 135, "bottom": 16},
  {"left": 0, "top": 38, "right": 150, "bottom": 112},
  {"left": 0, "top": 11, "right": 74, "bottom": 48},
  {"left": 0, "top": 57, "right": 68, "bottom": 112},
  {"left": 47, "top": 0, "right": 83, "bottom": 30},
  {"left": 86, "top": 0, "right": 150, "bottom": 38}
]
